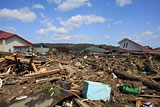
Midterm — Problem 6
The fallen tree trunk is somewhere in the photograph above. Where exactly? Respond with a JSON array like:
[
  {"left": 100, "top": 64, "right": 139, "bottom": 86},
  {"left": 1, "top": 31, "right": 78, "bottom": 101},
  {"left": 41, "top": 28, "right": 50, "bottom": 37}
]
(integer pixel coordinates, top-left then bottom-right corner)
[{"left": 113, "top": 70, "right": 160, "bottom": 91}]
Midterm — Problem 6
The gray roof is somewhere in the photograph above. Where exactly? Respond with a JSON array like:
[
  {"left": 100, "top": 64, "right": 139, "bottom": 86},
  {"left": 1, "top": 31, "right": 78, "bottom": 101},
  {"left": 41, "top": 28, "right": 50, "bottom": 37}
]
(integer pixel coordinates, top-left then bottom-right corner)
[
  {"left": 35, "top": 48, "right": 49, "bottom": 53},
  {"left": 86, "top": 46, "right": 107, "bottom": 53}
]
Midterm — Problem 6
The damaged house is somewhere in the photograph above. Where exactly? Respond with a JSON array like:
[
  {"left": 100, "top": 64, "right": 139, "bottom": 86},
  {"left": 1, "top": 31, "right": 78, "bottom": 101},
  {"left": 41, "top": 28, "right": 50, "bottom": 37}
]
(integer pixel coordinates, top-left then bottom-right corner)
[
  {"left": 0, "top": 30, "right": 33, "bottom": 53},
  {"left": 118, "top": 38, "right": 160, "bottom": 54}
]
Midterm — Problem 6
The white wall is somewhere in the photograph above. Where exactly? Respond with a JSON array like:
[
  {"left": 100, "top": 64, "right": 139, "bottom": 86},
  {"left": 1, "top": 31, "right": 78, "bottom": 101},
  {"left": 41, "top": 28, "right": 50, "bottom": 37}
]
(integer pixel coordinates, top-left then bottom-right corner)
[
  {"left": 119, "top": 40, "right": 143, "bottom": 51},
  {"left": 1, "top": 36, "right": 32, "bottom": 52},
  {"left": 155, "top": 48, "right": 160, "bottom": 51},
  {"left": 0, "top": 40, "right": 2, "bottom": 51}
]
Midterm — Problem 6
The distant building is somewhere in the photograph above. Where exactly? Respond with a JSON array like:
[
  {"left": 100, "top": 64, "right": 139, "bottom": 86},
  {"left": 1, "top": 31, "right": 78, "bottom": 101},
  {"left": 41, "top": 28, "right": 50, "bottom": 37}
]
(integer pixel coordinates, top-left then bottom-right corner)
[
  {"left": 72, "top": 48, "right": 84, "bottom": 53},
  {"left": 0, "top": 30, "right": 33, "bottom": 53},
  {"left": 33, "top": 43, "right": 49, "bottom": 49},
  {"left": 84, "top": 46, "right": 107, "bottom": 54},
  {"left": 118, "top": 38, "right": 160, "bottom": 54},
  {"left": 55, "top": 47, "right": 69, "bottom": 53},
  {"left": 154, "top": 47, "right": 160, "bottom": 51},
  {"left": 33, "top": 43, "right": 50, "bottom": 55}
]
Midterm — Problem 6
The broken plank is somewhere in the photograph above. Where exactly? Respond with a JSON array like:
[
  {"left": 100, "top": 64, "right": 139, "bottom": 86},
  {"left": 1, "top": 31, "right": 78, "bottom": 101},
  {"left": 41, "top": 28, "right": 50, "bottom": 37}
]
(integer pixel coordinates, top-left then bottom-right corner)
[
  {"left": 73, "top": 98, "right": 90, "bottom": 107},
  {"left": 135, "top": 98, "right": 160, "bottom": 102},
  {"left": 32, "top": 63, "right": 38, "bottom": 73},
  {"left": 36, "top": 77, "right": 61, "bottom": 83},
  {"left": 113, "top": 70, "right": 160, "bottom": 91},
  {"left": 136, "top": 101, "right": 141, "bottom": 107},
  {"left": 140, "top": 95, "right": 160, "bottom": 98},
  {"left": 25, "top": 69, "right": 60, "bottom": 78},
  {"left": 148, "top": 75, "right": 160, "bottom": 80},
  {"left": 5, "top": 56, "right": 42, "bottom": 64}
]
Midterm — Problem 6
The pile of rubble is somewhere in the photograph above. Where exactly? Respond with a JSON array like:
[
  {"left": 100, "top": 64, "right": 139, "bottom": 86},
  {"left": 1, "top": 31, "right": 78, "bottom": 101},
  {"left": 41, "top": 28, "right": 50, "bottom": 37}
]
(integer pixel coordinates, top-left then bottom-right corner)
[{"left": 0, "top": 52, "right": 160, "bottom": 107}]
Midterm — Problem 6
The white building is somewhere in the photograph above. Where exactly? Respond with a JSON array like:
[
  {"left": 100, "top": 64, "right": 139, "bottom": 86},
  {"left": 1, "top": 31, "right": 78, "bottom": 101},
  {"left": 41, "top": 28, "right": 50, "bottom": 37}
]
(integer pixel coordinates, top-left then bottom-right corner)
[
  {"left": 118, "top": 38, "right": 143, "bottom": 51},
  {"left": 154, "top": 48, "right": 160, "bottom": 51},
  {"left": 0, "top": 30, "right": 33, "bottom": 52},
  {"left": 118, "top": 38, "right": 160, "bottom": 54}
]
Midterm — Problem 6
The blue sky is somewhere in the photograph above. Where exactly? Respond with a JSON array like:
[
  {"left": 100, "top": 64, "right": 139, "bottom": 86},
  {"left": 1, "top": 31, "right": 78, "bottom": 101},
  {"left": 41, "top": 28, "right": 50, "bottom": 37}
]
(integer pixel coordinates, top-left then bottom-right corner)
[{"left": 0, "top": 0, "right": 160, "bottom": 48}]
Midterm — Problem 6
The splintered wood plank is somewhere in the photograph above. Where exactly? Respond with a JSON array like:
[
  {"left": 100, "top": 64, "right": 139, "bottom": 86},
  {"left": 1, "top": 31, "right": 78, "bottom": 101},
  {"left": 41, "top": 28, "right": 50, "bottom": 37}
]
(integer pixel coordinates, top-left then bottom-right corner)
[
  {"left": 25, "top": 69, "right": 60, "bottom": 78},
  {"left": 31, "top": 63, "right": 38, "bottom": 73},
  {"left": 5, "top": 56, "right": 42, "bottom": 64}
]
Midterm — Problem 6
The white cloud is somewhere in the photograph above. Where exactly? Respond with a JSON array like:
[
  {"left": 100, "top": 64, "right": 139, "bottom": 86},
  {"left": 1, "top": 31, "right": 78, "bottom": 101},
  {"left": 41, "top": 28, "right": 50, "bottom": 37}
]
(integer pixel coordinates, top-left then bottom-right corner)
[
  {"left": 60, "top": 14, "right": 105, "bottom": 30},
  {"left": 146, "top": 21, "right": 151, "bottom": 25},
  {"left": 40, "top": 12, "right": 45, "bottom": 18},
  {"left": 38, "top": 26, "right": 68, "bottom": 35},
  {"left": 157, "top": 26, "right": 160, "bottom": 32},
  {"left": 107, "top": 24, "right": 111, "bottom": 28},
  {"left": 32, "top": 4, "right": 45, "bottom": 9},
  {"left": 0, "top": 26, "right": 16, "bottom": 32},
  {"left": 56, "top": 16, "right": 62, "bottom": 21},
  {"left": 104, "top": 35, "right": 111, "bottom": 39},
  {"left": 150, "top": 35, "right": 158, "bottom": 39},
  {"left": 116, "top": 0, "right": 132, "bottom": 7},
  {"left": 0, "top": 7, "right": 36, "bottom": 22},
  {"left": 55, "top": 0, "right": 92, "bottom": 12},
  {"left": 143, "top": 31, "right": 153, "bottom": 36},
  {"left": 38, "top": 29, "right": 46, "bottom": 35},
  {"left": 128, "top": 29, "right": 158, "bottom": 42},
  {"left": 47, "top": 0, "right": 63, "bottom": 4},
  {"left": 114, "top": 20, "right": 123, "bottom": 24},
  {"left": 38, "top": 19, "right": 68, "bottom": 35},
  {"left": 51, "top": 33, "right": 91, "bottom": 41},
  {"left": 41, "top": 19, "right": 53, "bottom": 27}
]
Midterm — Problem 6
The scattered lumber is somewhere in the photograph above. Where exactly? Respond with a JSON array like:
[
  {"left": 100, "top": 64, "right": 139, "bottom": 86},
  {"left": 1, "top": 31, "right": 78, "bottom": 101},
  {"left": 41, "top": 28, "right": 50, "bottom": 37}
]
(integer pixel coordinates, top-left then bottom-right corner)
[
  {"left": 135, "top": 98, "right": 160, "bottom": 102},
  {"left": 140, "top": 95, "right": 160, "bottom": 98},
  {"left": 36, "top": 77, "right": 61, "bottom": 83},
  {"left": 25, "top": 69, "right": 60, "bottom": 78},
  {"left": 31, "top": 63, "right": 38, "bottom": 73},
  {"left": 5, "top": 56, "right": 42, "bottom": 64},
  {"left": 73, "top": 98, "right": 90, "bottom": 107},
  {"left": 113, "top": 70, "right": 160, "bottom": 91},
  {"left": 148, "top": 75, "right": 160, "bottom": 80}
]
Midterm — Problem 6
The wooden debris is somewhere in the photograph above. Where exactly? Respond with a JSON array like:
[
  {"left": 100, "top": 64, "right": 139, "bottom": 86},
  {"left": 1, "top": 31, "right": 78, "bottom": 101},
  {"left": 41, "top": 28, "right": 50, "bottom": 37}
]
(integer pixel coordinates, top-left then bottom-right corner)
[
  {"left": 25, "top": 69, "right": 60, "bottom": 78},
  {"left": 73, "top": 98, "right": 90, "bottom": 107},
  {"left": 36, "top": 77, "right": 61, "bottom": 83},
  {"left": 135, "top": 98, "right": 160, "bottom": 102},
  {"left": 136, "top": 100, "right": 141, "bottom": 107},
  {"left": 5, "top": 56, "right": 42, "bottom": 64},
  {"left": 140, "top": 95, "right": 160, "bottom": 98},
  {"left": 31, "top": 63, "right": 38, "bottom": 73},
  {"left": 113, "top": 70, "right": 160, "bottom": 91}
]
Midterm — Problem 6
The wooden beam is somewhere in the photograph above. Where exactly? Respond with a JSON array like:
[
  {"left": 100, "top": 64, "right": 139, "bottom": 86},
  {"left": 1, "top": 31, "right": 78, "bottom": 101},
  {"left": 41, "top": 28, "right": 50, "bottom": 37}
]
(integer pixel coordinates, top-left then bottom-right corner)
[
  {"left": 5, "top": 56, "right": 42, "bottom": 64},
  {"left": 25, "top": 69, "right": 60, "bottom": 78},
  {"left": 135, "top": 98, "right": 160, "bottom": 102},
  {"left": 31, "top": 63, "right": 38, "bottom": 73},
  {"left": 136, "top": 101, "right": 141, "bottom": 107},
  {"left": 73, "top": 98, "right": 90, "bottom": 107}
]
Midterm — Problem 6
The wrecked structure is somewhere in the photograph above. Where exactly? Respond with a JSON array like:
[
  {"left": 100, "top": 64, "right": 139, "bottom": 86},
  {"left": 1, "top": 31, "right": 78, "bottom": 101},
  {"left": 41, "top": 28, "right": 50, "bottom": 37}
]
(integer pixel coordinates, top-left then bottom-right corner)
[
  {"left": 0, "top": 30, "right": 33, "bottom": 53},
  {"left": 0, "top": 50, "right": 160, "bottom": 107},
  {"left": 0, "top": 34, "right": 160, "bottom": 106}
]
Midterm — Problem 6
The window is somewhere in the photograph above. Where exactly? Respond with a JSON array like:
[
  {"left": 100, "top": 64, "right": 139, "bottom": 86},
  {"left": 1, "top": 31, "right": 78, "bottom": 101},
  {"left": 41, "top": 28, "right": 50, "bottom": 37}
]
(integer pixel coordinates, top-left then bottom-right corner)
[
  {"left": 126, "top": 43, "right": 128, "bottom": 48},
  {"left": 123, "top": 43, "right": 126, "bottom": 48}
]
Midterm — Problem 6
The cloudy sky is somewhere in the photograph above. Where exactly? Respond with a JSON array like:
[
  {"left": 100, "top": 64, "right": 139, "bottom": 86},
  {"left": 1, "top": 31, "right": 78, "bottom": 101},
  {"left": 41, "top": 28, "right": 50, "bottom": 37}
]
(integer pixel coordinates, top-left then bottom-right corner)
[{"left": 0, "top": 0, "right": 160, "bottom": 48}]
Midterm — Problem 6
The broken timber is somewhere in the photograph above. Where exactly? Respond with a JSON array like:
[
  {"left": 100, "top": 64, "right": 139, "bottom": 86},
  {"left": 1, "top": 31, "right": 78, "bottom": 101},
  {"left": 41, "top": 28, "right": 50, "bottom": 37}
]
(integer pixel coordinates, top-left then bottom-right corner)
[
  {"left": 5, "top": 56, "right": 42, "bottom": 64},
  {"left": 25, "top": 69, "right": 60, "bottom": 78},
  {"left": 31, "top": 63, "right": 38, "bottom": 73},
  {"left": 113, "top": 70, "right": 160, "bottom": 91}
]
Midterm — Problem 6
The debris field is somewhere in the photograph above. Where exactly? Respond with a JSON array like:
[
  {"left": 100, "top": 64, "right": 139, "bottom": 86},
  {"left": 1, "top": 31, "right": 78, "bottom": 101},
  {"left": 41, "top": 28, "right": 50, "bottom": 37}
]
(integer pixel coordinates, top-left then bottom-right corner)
[{"left": 0, "top": 52, "right": 160, "bottom": 107}]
